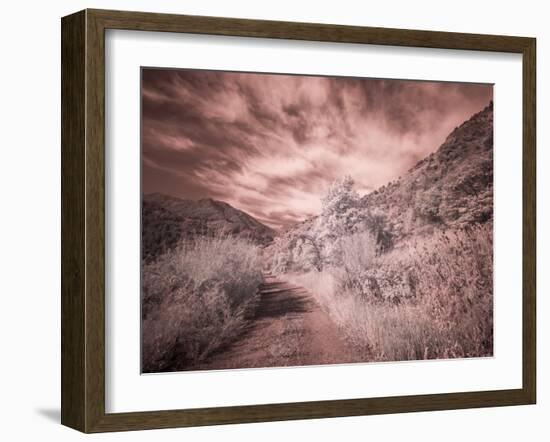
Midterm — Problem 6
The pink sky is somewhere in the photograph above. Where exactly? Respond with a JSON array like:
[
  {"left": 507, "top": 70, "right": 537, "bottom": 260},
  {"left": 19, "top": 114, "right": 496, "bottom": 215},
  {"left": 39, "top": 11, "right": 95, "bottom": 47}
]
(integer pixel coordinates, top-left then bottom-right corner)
[{"left": 142, "top": 68, "right": 492, "bottom": 230}]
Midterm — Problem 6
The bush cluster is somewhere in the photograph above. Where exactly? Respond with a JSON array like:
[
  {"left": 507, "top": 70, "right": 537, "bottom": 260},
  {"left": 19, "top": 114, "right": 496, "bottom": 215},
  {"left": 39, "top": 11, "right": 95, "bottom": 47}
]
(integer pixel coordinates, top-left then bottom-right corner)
[
  {"left": 141, "top": 234, "right": 263, "bottom": 372},
  {"left": 286, "top": 224, "right": 493, "bottom": 361}
]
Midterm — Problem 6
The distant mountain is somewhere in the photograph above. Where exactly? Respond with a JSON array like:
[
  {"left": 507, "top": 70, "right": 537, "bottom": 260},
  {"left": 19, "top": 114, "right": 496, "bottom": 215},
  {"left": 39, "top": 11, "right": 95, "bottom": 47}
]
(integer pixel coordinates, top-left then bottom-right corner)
[
  {"left": 361, "top": 101, "right": 493, "bottom": 241},
  {"left": 142, "top": 193, "right": 276, "bottom": 262}
]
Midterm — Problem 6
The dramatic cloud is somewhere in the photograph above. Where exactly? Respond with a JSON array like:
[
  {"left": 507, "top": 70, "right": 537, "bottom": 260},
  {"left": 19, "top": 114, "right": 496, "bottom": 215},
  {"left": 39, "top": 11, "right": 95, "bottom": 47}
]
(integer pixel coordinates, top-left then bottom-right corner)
[{"left": 142, "top": 68, "right": 492, "bottom": 230}]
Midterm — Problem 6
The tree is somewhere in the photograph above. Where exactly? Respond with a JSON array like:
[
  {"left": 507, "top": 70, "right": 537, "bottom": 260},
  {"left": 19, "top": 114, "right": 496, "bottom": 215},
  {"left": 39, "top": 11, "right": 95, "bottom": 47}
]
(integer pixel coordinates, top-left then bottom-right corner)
[
  {"left": 321, "top": 176, "right": 358, "bottom": 218},
  {"left": 315, "top": 176, "right": 365, "bottom": 267},
  {"left": 267, "top": 176, "right": 392, "bottom": 274},
  {"left": 291, "top": 234, "right": 322, "bottom": 272}
]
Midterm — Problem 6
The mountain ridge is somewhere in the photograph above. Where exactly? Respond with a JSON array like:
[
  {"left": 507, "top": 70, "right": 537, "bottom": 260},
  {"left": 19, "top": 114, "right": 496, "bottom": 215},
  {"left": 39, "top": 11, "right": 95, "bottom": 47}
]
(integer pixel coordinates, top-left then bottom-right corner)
[
  {"left": 143, "top": 102, "right": 493, "bottom": 266},
  {"left": 265, "top": 101, "right": 493, "bottom": 273},
  {"left": 360, "top": 100, "right": 493, "bottom": 241},
  {"left": 142, "top": 193, "right": 276, "bottom": 262}
]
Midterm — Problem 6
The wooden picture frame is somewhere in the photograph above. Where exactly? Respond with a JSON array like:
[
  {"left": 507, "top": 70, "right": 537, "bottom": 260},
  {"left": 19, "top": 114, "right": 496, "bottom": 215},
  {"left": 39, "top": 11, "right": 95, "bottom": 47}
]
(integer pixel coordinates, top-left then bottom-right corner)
[{"left": 61, "top": 8, "right": 536, "bottom": 433}]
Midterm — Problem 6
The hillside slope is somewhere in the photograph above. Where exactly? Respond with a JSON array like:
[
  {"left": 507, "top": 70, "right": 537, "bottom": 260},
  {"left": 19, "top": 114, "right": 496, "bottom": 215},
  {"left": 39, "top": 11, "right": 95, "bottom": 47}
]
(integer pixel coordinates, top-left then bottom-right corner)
[
  {"left": 361, "top": 101, "right": 493, "bottom": 240},
  {"left": 142, "top": 193, "right": 276, "bottom": 262},
  {"left": 266, "top": 101, "right": 493, "bottom": 272}
]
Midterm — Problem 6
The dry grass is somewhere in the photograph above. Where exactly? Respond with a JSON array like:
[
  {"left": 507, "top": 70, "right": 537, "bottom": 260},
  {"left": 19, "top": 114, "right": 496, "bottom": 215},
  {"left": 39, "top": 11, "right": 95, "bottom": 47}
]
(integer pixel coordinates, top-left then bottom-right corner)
[
  {"left": 286, "top": 224, "right": 493, "bottom": 361},
  {"left": 141, "top": 234, "right": 263, "bottom": 372}
]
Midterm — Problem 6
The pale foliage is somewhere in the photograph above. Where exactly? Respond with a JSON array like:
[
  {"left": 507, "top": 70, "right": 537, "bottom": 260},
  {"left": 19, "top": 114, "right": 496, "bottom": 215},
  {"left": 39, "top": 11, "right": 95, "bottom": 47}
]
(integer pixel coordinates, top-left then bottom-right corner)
[
  {"left": 338, "top": 231, "right": 377, "bottom": 280},
  {"left": 141, "top": 234, "right": 263, "bottom": 372},
  {"left": 267, "top": 176, "right": 387, "bottom": 273},
  {"left": 320, "top": 175, "right": 360, "bottom": 230},
  {"left": 316, "top": 175, "right": 364, "bottom": 266},
  {"left": 286, "top": 224, "right": 493, "bottom": 361}
]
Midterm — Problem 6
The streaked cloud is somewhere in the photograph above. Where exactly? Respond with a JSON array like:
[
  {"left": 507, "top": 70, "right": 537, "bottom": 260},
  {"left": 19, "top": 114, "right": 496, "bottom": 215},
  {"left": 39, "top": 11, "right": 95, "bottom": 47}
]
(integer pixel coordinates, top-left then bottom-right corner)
[{"left": 142, "top": 68, "right": 492, "bottom": 230}]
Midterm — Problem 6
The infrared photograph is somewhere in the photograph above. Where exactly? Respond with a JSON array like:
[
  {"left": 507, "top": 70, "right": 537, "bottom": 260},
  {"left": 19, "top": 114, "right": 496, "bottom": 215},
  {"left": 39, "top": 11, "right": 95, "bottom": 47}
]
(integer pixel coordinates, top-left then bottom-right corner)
[{"left": 140, "top": 68, "right": 494, "bottom": 373}]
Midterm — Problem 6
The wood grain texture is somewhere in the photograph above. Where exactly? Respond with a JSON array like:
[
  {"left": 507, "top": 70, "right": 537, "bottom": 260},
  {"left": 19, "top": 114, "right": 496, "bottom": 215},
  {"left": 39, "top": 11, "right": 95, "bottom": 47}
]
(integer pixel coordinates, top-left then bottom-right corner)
[
  {"left": 89, "top": 8, "right": 532, "bottom": 52},
  {"left": 60, "top": 8, "right": 537, "bottom": 433},
  {"left": 522, "top": 38, "right": 537, "bottom": 404},
  {"left": 61, "top": 10, "right": 86, "bottom": 432},
  {"left": 85, "top": 10, "right": 107, "bottom": 433}
]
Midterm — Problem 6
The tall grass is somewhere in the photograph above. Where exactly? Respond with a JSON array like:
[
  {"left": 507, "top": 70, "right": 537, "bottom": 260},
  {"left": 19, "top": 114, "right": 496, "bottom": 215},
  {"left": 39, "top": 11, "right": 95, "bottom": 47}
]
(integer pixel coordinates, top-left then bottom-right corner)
[
  {"left": 142, "top": 234, "right": 263, "bottom": 372},
  {"left": 286, "top": 224, "right": 493, "bottom": 361},
  {"left": 337, "top": 231, "right": 377, "bottom": 293}
]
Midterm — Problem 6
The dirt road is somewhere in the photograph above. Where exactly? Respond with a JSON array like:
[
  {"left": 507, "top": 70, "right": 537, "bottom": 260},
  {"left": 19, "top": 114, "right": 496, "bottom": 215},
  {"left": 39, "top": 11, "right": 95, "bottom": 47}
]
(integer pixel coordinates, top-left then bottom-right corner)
[{"left": 194, "top": 274, "right": 363, "bottom": 370}]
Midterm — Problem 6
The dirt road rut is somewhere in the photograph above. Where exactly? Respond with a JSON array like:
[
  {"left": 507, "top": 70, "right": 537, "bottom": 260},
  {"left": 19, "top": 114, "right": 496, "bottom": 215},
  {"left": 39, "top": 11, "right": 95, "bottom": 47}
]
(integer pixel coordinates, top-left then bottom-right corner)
[{"left": 195, "top": 274, "right": 362, "bottom": 370}]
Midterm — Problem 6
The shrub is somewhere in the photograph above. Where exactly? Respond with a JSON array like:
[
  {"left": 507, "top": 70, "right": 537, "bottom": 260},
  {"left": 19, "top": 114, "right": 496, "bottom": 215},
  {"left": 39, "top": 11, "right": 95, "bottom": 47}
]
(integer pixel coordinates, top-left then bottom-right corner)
[
  {"left": 265, "top": 177, "right": 393, "bottom": 274},
  {"left": 337, "top": 231, "right": 377, "bottom": 292},
  {"left": 285, "top": 224, "right": 493, "bottom": 361},
  {"left": 141, "top": 234, "right": 263, "bottom": 372},
  {"left": 141, "top": 200, "right": 183, "bottom": 263}
]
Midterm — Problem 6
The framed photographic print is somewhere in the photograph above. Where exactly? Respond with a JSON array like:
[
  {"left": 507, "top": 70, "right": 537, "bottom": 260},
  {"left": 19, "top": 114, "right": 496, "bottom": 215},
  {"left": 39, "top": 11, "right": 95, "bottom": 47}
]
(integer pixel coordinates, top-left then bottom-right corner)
[{"left": 61, "top": 9, "right": 536, "bottom": 433}]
